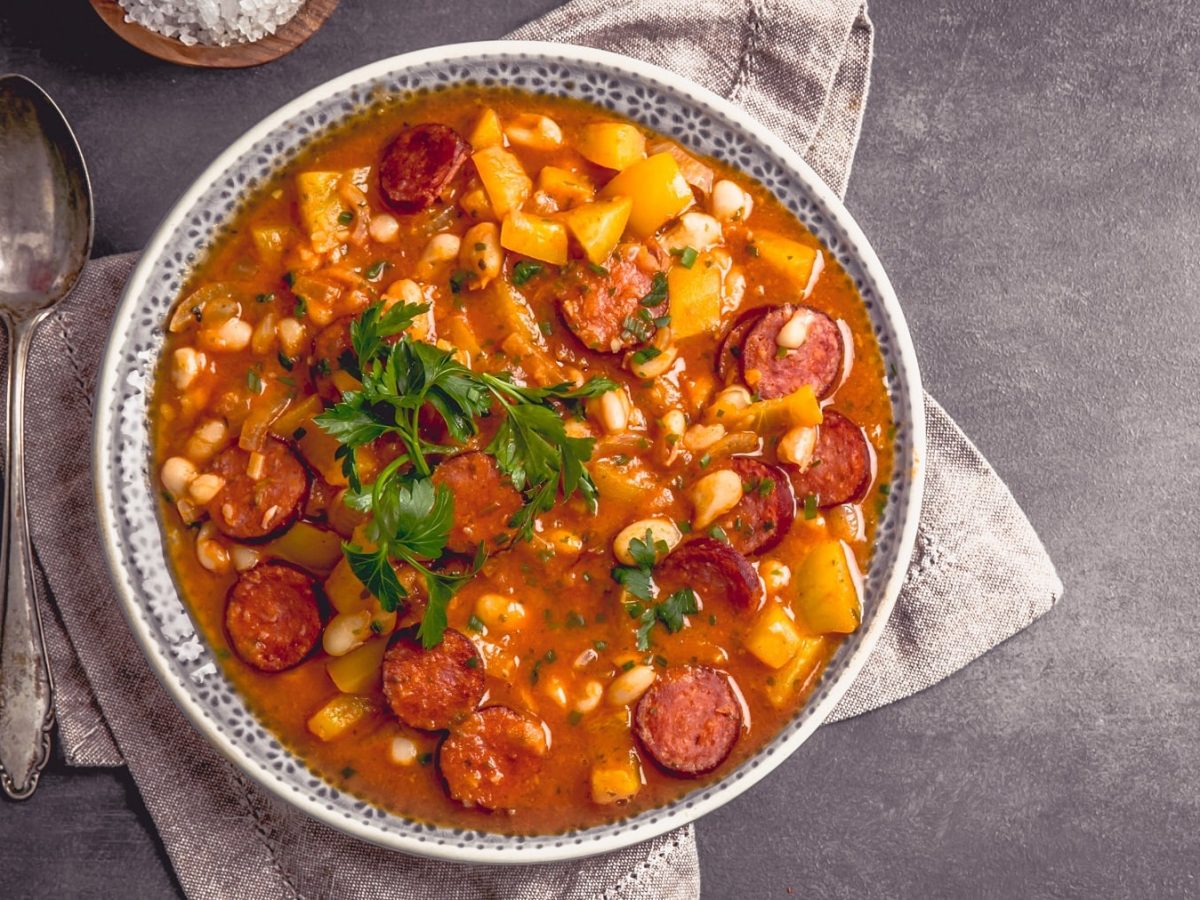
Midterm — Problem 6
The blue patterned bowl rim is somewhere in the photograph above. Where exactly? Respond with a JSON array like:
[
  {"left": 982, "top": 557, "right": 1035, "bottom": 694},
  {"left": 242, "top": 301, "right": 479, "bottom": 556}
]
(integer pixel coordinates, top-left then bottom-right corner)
[{"left": 93, "top": 41, "right": 925, "bottom": 864}]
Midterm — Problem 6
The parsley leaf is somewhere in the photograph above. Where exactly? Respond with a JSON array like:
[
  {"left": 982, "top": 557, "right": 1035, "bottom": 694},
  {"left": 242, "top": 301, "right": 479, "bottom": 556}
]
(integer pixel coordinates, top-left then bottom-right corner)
[
  {"left": 610, "top": 529, "right": 668, "bottom": 602},
  {"left": 627, "top": 587, "right": 699, "bottom": 651},
  {"left": 670, "top": 246, "right": 699, "bottom": 269}
]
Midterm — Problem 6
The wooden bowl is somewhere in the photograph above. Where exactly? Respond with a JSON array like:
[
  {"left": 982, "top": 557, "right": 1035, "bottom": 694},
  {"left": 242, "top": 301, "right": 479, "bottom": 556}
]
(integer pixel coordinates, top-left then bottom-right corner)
[{"left": 88, "top": 0, "right": 340, "bottom": 68}]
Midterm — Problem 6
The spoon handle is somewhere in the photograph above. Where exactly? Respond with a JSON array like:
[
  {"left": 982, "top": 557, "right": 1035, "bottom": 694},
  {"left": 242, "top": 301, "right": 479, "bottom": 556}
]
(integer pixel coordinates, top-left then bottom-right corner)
[{"left": 0, "top": 316, "right": 55, "bottom": 799}]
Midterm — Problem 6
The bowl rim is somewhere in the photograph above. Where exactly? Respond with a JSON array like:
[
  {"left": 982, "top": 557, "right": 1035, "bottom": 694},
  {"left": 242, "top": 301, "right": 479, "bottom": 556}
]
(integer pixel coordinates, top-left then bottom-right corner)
[{"left": 93, "top": 39, "right": 926, "bottom": 864}]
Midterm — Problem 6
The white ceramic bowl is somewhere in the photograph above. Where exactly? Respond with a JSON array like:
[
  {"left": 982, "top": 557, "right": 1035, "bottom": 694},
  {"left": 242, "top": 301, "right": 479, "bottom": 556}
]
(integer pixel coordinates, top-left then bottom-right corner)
[{"left": 94, "top": 41, "right": 925, "bottom": 863}]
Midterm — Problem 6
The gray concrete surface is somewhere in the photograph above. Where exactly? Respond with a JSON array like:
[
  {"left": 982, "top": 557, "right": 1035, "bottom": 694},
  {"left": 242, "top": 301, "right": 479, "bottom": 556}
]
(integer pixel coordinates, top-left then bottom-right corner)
[{"left": 2, "top": 0, "right": 1198, "bottom": 897}]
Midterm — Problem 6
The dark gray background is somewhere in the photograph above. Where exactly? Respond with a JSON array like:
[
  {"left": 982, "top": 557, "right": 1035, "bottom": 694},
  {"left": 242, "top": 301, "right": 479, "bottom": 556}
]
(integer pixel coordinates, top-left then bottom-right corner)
[{"left": 2, "top": 0, "right": 1197, "bottom": 897}]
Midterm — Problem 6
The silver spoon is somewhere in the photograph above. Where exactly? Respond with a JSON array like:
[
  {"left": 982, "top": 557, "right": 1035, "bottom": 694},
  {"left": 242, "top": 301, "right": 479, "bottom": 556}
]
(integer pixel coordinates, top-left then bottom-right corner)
[{"left": 0, "top": 75, "right": 93, "bottom": 799}]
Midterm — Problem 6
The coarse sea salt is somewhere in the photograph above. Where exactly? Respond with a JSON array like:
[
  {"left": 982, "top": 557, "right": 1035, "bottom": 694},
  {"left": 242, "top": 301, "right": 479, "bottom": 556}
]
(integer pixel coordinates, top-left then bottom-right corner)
[{"left": 119, "top": 0, "right": 306, "bottom": 48}]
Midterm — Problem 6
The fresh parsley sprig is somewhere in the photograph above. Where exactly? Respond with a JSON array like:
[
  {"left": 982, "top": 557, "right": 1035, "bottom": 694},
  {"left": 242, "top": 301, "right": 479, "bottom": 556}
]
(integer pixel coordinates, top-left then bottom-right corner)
[
  {"left": 343, "top": 466, "right": 483, "bottom": 648},
  {"left": 611, "top": 530, "right": 699, "bottom": 649}
]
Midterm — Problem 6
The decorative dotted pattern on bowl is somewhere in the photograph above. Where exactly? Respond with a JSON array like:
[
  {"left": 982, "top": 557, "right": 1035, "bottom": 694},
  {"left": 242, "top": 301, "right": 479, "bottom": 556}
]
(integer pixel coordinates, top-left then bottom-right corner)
[{"left": 93, "top": 42, "right": 924, "bottom": 864}]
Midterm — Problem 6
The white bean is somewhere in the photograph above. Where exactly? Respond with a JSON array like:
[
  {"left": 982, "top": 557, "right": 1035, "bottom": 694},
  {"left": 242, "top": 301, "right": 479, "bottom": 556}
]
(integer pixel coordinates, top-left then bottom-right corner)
[
  {"left": 662, "top": 211, "right": 723, "bottom": 254},
  {"left": 683, "top": 422, "right": 725, "bottom": 452},
  {"left": 689, "top": 469, "right": 744, "bottom": 530},
  {"left": 710, "top": 179, "right": 753, "bottom": 222},
  {"left": 389, "top": 735, "right": 418, "bottom": 766},
  {"left": 160, "top": 456, "right": 198, "bottom": 498},
  {"left": 195, "top": 535, "right": 230, "bottom": 574},
  {"left": 778, "top": 425, "right": 818, "bottom": 468},
  {"left": 776, "top": 308, "right": 819, "bottom": 349},
  {"left": 369, "top": 213, "right": 400, "bottom": 244},
  {"left": 613, "top": 518, "right": 681, "bottom": 566},
  {"left": 575, "top": 680, "right": 604, "bottom": 714},
  {"left": 607, "top": 665, "right": 657, "bottom": 706},
  {"left": 504, "top": 114, "right": 564, "bottom": 150},
  {"left": 459, "top": 222, "right": 502, "bottom": 289},
  {"left": 199, "top": 316, "right": 253, "bottom": 353},
  {"left": 277, "top": 317, "right": 307, "bottom": 356},
  {"left": 231, "top": 545, "right": 261, "bottom": 573},
  {"left": 597, "top": 389, "right": 630, "bottom": 434},
  {"left": 187, "top": 472, "right": 226, "bottom": 504},
  {"left": 323, "top": 610, "right": 372, "bottom": 657},
  {"left": 413, "top": 233, "right": 461, "bottom": 280},
  {"left": 171, "top": 347, "right": 206, "bottom": 390},
  {"left": 760, "top": 558, "right": 791, "bottom": 593},
  {"left": 474, "top": 593, "right": 526, "bottom": 631},
  {"left": 251, "top": 311, "right": 278, "bottom": 355},
  {"left": 185, "top": 419, "right": 228, "bottom": 464}
]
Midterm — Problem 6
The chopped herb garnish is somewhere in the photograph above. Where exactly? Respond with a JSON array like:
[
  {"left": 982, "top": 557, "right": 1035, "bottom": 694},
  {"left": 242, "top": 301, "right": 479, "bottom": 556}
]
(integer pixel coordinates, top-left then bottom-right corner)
[
  {"left": 620, "top": 314, "right": 655, "bottom": 344},
  {"left": 630, "top": 346, "right": 662, "bottom": 366},
  {"left": 246, "top": 369, "right": 263, "bottom": 395},
  {"left": 365, "top": 260, "right": 387, "bottom": 281},
  {"left": 880, "top": 483, "right": 891, "bottom": 496},
  {"left": 746, "top": 242, "right": 760, "bottom": 257},
  {"left": 588, "top": 262, "right": 609, "bottom": 276},
  {"left": 448, "top": 269, "right": 472, "bottom": 294},
  {"left": 340, "top": 766, "right": 356, "bottom": 779},
  {"left": 567, "top": 710, "right": 584, "bottom": 726},
  {"left": 803, "top": 493, "right": 819, "bottom": 519},
  {"left": 337, "top": 210, "right": 355, "bottom": 225},
  {"left": 621, "top": 660, "right": 636, "bottom": 672},
  {"left": 593, "top": 639, "right": 608, "bottom": 651},
  {"left": 256, "top": 292, "right": 275, "bottom": 304},
  {"left": 465, "top": 656, "right": 480, "bottom": 669},
  {"left": 654, "top": 654, "right": 669, "bottom": 668},
  {"left": 283, "top": 271, "right": 296, "bottom": 287},
  {"left": 467, "top": 614, "right": 485, "bottom": 633},
  {"left": 698, "top": 453, "right": 712, "bottom": 469},
  {"left": 566, "top": 611, "right": 587, "bottom": 629},
  {"left": 292, "top": 427, "right": 307, "bottom": 440},
  {"left": 294, "top": 296, "right": 308, "bottom": 318},
  {"left": 775, "top": 346, "right": 789, "bottom": 360},
  {"left": 511, "top": 260, "right": 544, "bottom": 286},
  {"left": 708, "top": 524, "right": 729, "bottom": 543},
  {"left": 277, "top": 352, "right": 294, "bottom": 371},
  {"left": 631, "top": 588, "right": 699, "bottom": 651},
  {"left": 639, "top": 271, "right": 668, "bottom": 307},
  {"left": 538, "top": 320, "right": 554, "bottom": 336},
  {"left": 474, "top": 241, "right": 487, "bottom": 251},
  {"left": 418, "top": 752, "right": 433, "bottom": 766},
  {"left": 670, "top": 246, "right": 699, "bottom": 269},
  {"left": 610, "top": 529, "right": 668, "bottom": 602}
]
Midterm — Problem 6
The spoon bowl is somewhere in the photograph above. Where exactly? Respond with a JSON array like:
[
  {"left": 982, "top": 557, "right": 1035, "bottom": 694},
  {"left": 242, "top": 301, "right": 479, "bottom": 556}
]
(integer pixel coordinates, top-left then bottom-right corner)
[{"left": 0, "top": 74, "right": 93, "bottom": 799}]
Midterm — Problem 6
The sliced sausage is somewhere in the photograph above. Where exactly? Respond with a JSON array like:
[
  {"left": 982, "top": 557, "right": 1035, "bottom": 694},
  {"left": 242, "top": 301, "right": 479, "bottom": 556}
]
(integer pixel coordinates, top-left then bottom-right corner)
[
  {"left": 715, "top": 457, "right": 795, "bottom": 556},
  {"left": 740, "top": 304, "right": 843, "bottom": 400},
  {"left": 379, "top": 123, "right": 470, "bottom": 214},
  {"left": 715, "top": 307, "right": 767, "bottom": 382},
  {"left": 225, "top": 562, "right": 322, "bottom": 672},
  {"left": 310, "top": 318, "right": 354, "bottom": 403},
  {"left": 557, "top": 244, "right": 665, "bottom": 353},
  {"left": 382, "top": 628, "right": 485, "bottom": 731},
  {"left": 786, "top": 410, "right": 875, "bottom": 508},
  {"left": 438, "top": 706, "right": 549, "bottom": 810},
  {"left": 205, "top": 437, "right": 310, "bottom": 542},
  {"left": 634, "top": 666, "right": 742, "bottom": 776},
  {"left": 430, "top": 452, "right": 523, "bottom": 554},
  {"left": 655, "top": 537, "right": 762, "bottom": 612}
]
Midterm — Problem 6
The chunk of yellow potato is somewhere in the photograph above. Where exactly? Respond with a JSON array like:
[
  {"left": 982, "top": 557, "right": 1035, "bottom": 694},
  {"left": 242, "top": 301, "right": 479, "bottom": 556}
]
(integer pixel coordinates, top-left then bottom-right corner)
[
  {"left": 327, "top": 638, "right": 388, "bottom": 694},
  {"left": 294, "top": 421, "right": 347, "bottom": 486},
  {"left": 501, "top": 209, "right": 568, "bottom": 265},
  {"left": 251, "top": 225, "right": 293, "bottom": 263},
  {"left": 306, "top": 694, "right": 377, "bottom": 742},
  {"left": 589, "top": 460, "right": 659, "bottom": 507},
  {"left": 460, "top": 186, "right": 495, "bottom": 221},
  {"left": 263, "top": 522, "right": 343, "bottom": 575},
  {"left": 599, "top": 152, "right": 694, "bottom": 238},
  {"left": 591, "top": 750, "right": 643, "bottom": 805},
  {"left": 764, "top": 634, "right": 831, "bottom": 708},
  {"left": 469, "top": 107, "right": 504, "bottom": 150},
  {"left": 296, "top": 171, "right": 362, "bottom": 254},
  {"left": 472, "top": 146, "right": 532, "bottom": 217},
  {"left": 792, "top": 541, "right": 863, "bottom": 634},
  {"left": 667, "top": 252, "right": 722, "bottom": 338},
  {"left": 324, "top": 557, "right": 372, "bottom": 614},
  {"left": 269, "top": 394, "right": 322, "bottom": 440},
  {"left": 752, "top": 233, "right": 824, "bottom": 296},
  {"left": 744, "top": 602, "right": 805, "bottom": 669},
  {"left": 537, "top": 166, "right": 595, "bottom": 208},
  {"left": 732, "top": 385, "right": 823, "bottom": 432},
  {"left": 578, "top": 122, "right": 646, "bottom": 170},
  {"left": 562, "top": 197, "right": 633, "bottom": 265}
]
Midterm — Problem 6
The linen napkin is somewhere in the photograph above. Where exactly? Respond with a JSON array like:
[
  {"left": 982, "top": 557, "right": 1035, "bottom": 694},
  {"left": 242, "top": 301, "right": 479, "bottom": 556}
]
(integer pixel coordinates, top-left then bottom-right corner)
[{"left": 17, "top": 0, "right": 1063, "bottom": 897}]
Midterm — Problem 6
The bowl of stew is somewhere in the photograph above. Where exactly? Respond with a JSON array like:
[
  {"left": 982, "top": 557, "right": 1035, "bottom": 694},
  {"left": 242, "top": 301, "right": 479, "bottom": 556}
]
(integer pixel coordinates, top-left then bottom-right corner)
[{"left": 94, "top": 41, "right": 924, "bottom": 862}]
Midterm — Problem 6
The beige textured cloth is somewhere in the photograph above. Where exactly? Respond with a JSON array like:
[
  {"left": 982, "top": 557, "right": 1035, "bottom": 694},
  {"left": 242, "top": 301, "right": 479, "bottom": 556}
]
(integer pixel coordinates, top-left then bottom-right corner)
[{"left": 17, "top": 1, "right": 1062, "bottom": 897}]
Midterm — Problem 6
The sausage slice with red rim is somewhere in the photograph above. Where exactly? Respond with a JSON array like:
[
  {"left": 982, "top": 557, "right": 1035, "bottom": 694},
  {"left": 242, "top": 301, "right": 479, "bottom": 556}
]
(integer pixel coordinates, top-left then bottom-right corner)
[
  {"left": 379, "top": 123, "right": 471, "bottom": 213},
  {"left": 786, "top": 410, "right": 874, "bottom": 508},
  {"left": 438, "top": 706, "right": 549, "bottom": 810},
  {"left": 225, "top": 562, "right": 322, "bottom": 672},
  {"left": 382, "top": 628, "right": 486, "bottom": 731},
  {"left": 430, "top": 451, "right": 523, "bottom": 554},
  {"left": 715, "top": 307, "right": 768, "bottom": 382},
  {"left": 740, "top": 304, "right": 843, "bottom": 400},
  {"left": 205, "top": 437, "right": 310, "bottom": 542},
  {"left": 715, "top": 457, "right": 795, "bottom": 556},
  {"left": 635, "top": 666, "right": 742, "bottom": 776},
  {"left": 655, "top": 537, "right": 763, "bottom": 613}
]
